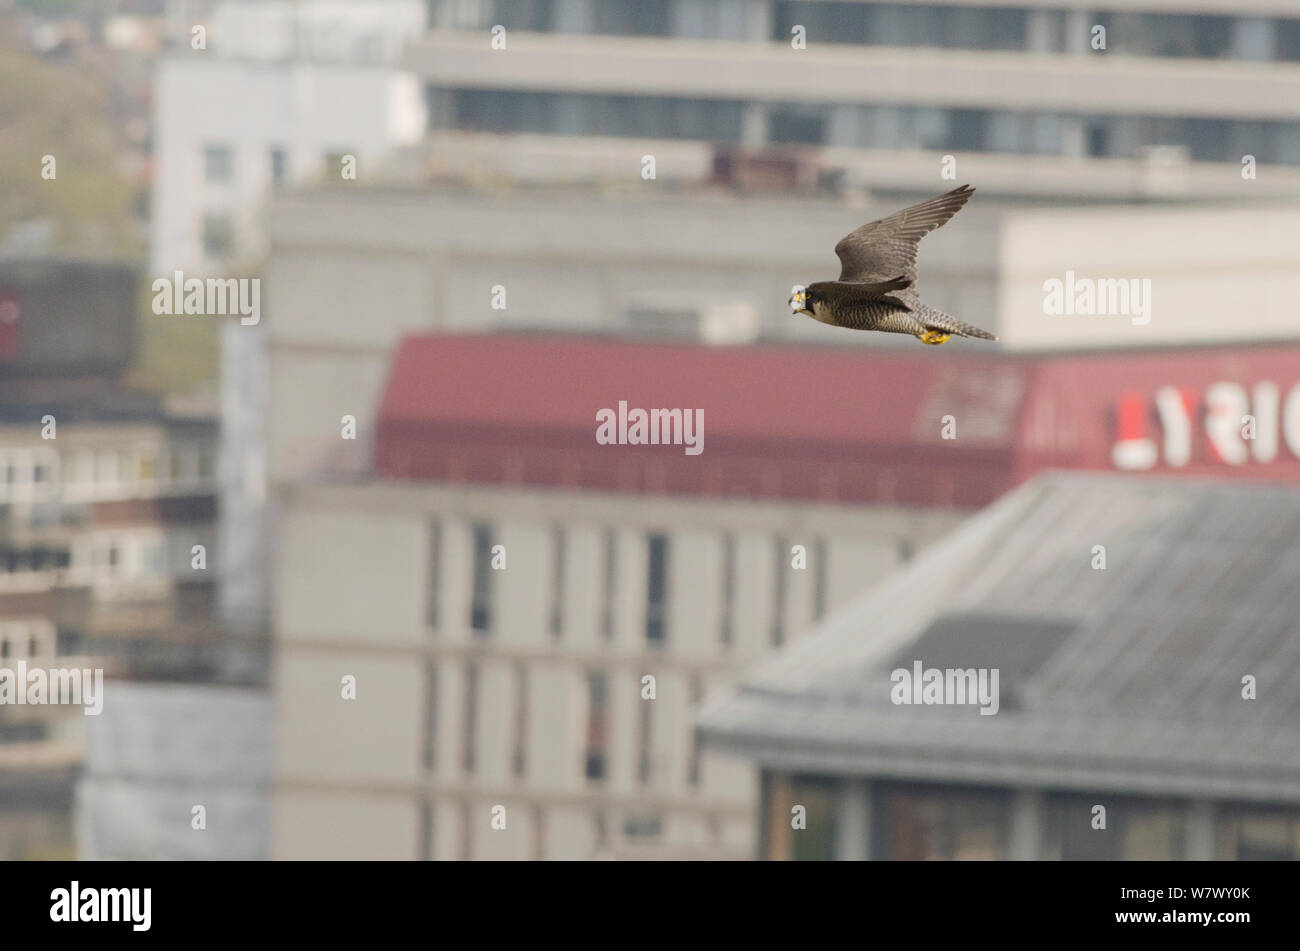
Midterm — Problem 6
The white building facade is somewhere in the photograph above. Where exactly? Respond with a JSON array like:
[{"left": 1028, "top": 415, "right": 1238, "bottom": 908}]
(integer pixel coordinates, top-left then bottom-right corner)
[
  {"left": 151, "top": 0, "right": 427, "bottom": 274},
  {"left": 271, "top": 478, "right": 964, "bottom": 859}
]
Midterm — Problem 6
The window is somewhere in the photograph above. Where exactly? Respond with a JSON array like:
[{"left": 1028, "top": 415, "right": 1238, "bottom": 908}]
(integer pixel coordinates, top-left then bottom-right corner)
[
  {"left": 769, "top": 109, "right": 827, "bottom": 145},
  {"left": 512, "top": 663, "right": 527, "bottom": 778},
  {"left": 688, "top": 675, "right": 704, "bottom": 787},
  {"left": 720, "top": 534, "right": 735, "bottom": 646},
  {"left": 771, "top": 536, "right": 787, "bottom": 646},
  {"left": 460, "top": 802, "right": 472, "bottom": 862},
  {"left": 418, "top": 801, "right": 433, "bottom": 863},
  {"left": 426, "top": 521, "right": 441, "bottom": 629},
  {"left": 893, "top": 612, "right": 1076, "bottom": 713},
  {"left": 421, "top": 660, "right": 437, "bottom": 771},
  {"left": 532, "top": 806, "right": 546, "bottom": 861},
  {"left": 594, "top": 0, "right": 670, "bottom": 36},
  {"left": 469, "top": 523, "right": 493, "bottom": 633},
  {"left": 201, "top": 214, "right": 234, "bottom": 260},
  {"left": 137, "top": 451, "right": 155, "bottom": 483},
  {"left": 323, "top": 149, "right": 354, "bottom": 178},
  {"left": 548, "top": 526, "right": 565, "bottom": 638},
  {"left": 269, "top": 147, "right": 287, "bottom": 186},
  {"left": 623, "top": 815, "right": 663, "bottom": 838},
  {"left": 600, "top": 529, "right": 617, "bottom": 639},
  {"left": 57, "top": 628, "right": 82, "bottom": 655},
  {"left": 463, "top": 662, "right": 478, "bottom": 774},
  {"left": 585, "top": 672, "right": 607, "bottom": 781},
  {"left": 197, "top": 448, "right": 215, "bottom": 480},
  {"left": 1044, "top": 792, "right": 1185, "bottom": 860},
  {"left": 812, "top": 538, "right": 827, "bottom": 621},
  {"left": 1086, "top": 121, "right": 1110, "bottom": 158},
  {"left": 441, "top": 89, "right": 745, "bottom": 143},
  {"left": 202, "top": 144, "right": 233, "bottom": 184},
  {"left": 874, "top": 781, "right": 1012, "bottom": 860},
  {"left": 645, "top": 533, "right": 668, "bottom": 644},
  {"left": 764, "top": 773, "right": 839, "bottom": 861},
  {"left": 637, "top": 685, "right": 653, "bottom": 784},
  {"left": 1216, "top": 807, "right": 1300, "bottom": 860}
]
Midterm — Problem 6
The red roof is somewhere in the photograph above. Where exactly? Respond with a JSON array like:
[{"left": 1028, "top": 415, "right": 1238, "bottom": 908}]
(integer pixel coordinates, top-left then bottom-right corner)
[{"left": 375, "top": 334, "right": 1300, "bottom": 508}]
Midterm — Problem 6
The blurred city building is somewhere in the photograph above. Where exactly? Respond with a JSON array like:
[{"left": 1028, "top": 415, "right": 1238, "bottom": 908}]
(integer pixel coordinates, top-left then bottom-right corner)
[
  {"left": 149, "top": 0, "right": 428, "bottom": 634},
  {"left": 409, "top": 0, "right": 1300, "bottom": 200},
  {"left": 698, "top": 472, "right": 1300, "bottom": 860},
  {"left": 0, "top": 257, "right": 232, "bottom": 859},
  {"left": 151, "top": 0, "right": 427, "bottom": 274},
  {"left": 259, "top": 153, "right": 1300, "bottom": 859},
  {"left": 262, "top": 183, "right": 1300, "bottom": 402},
  {"left": 270, "top": 335, "right": 982, "bottom": 859},
  {"left": 111, "top": 0, "right": 1300, "bottom": 862},
  {"left": 268, "top": 330, "right": 1300, "bottom": 858}
]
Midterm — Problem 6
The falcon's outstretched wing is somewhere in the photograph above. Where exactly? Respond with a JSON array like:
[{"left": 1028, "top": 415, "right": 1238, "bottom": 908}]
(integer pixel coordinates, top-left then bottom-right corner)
[{"left": 834, "top": 184, "right": 975, "bottom": 285}]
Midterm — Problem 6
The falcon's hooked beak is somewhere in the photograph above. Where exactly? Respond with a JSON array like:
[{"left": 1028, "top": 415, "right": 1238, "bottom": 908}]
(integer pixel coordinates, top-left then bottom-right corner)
[{"left": 789, "top": 288, "right": 812, "bottom": 316}]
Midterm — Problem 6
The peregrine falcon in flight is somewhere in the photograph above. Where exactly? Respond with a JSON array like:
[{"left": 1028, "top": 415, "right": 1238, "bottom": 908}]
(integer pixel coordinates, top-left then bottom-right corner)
[{"left": 789, "top": 185, "right": 997, "bottom": 345}]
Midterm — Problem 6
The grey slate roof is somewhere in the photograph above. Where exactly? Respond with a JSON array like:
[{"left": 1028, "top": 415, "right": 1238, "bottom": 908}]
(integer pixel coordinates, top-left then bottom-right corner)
[{"left": 697, "top": 472, "right": 1300, "bottom": 803}]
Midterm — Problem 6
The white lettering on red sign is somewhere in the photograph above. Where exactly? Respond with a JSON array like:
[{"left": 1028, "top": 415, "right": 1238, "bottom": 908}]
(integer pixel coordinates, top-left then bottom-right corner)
[{"left": 1112, "top": 381, "right": 1300, "bottom": 470}]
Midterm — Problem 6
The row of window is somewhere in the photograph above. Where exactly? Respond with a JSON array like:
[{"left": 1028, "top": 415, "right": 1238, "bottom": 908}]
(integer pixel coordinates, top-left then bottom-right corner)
[
  {"left": 431, "top": 0, "right": 1300, "bottom": 63},
  {"left": 434, "top": 90, "right": 1300, "bottom": 165},
  {"left": 200, "top": 144, "right": 354, "bottom": 259},
  {"left": 416, "top": 658, "right": 704, "bottom": 803},
  {"left": 766, "top": 775, "right": 1300, "bottom": 860},
  {"left": 0, "top": 445, "right": 216, "bottom": 503},
  {"left": 429, "top": 521, "right": 830, "bottom": 646},
  {"left": 777, "top": 5, "right": 1300, "bottom": 62},
  {"left": 202, "top": 144, "right": 356, "bottom": 186},
  {"left": 0, "top": 533, "right": 202, "bottom": 584},
  {"left": 415, "top": 798, "right": 680, "bottom": 861},
  {"left": 203, "top": 143, "right": 285, "bottom": 187},
  {"left": 0, "top": 621, "right": 56, "bottom": 661}
]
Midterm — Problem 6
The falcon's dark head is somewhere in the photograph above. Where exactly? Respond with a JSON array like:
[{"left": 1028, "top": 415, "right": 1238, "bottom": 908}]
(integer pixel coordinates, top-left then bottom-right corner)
[{"left": 789, "top": 285, "right": 814, "bottom": 317}]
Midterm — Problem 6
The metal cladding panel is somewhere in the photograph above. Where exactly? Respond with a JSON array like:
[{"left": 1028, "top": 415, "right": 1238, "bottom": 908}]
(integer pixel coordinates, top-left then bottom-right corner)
[{"left": 697, "top": 473, "right": 1300, "bottom": 798}]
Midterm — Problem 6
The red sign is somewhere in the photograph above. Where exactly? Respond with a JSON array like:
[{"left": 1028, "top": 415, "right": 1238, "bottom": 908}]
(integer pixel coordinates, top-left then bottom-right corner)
[{"left": 1112, "top": 381, "right": 1300, "bottom": 470}]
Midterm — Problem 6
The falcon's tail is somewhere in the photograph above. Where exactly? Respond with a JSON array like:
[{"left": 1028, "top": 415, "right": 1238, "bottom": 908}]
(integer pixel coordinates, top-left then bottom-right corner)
[{"left": 917, "top": 305, "right": 998, "bottom": 342}]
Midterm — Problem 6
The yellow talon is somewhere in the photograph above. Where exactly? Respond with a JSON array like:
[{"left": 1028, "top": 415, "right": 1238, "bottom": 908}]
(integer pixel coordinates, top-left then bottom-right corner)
[{"left": 920, "top": 331, "right": 950, "bottom": 345}]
